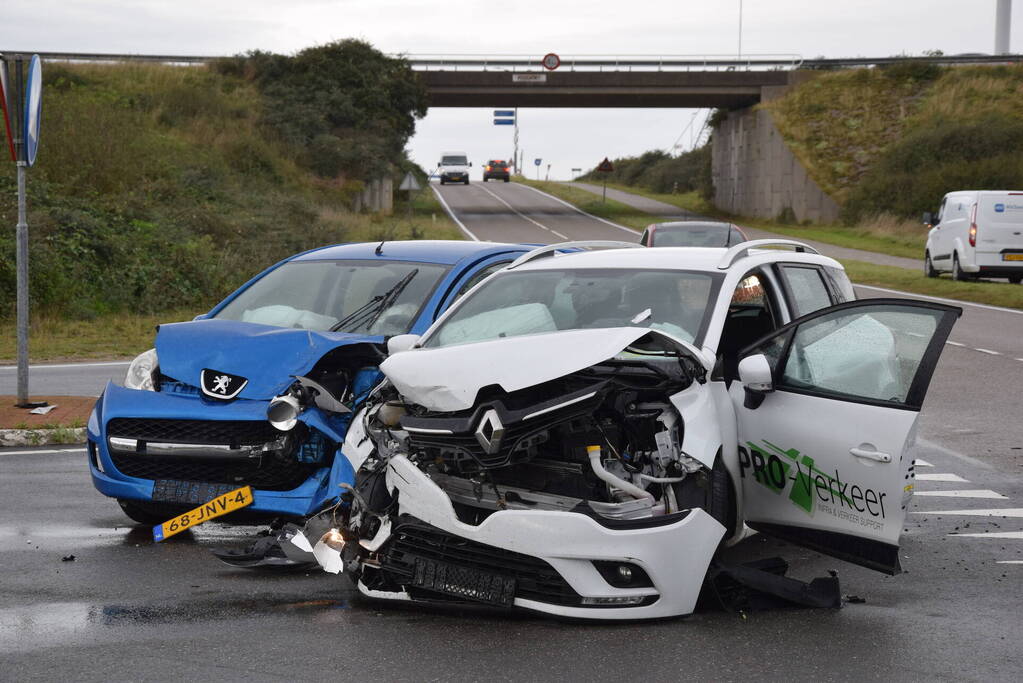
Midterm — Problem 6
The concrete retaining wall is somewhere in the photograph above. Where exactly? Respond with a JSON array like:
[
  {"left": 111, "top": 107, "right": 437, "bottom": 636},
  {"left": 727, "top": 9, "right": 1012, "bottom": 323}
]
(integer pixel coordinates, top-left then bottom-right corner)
[
  {"left": 353, "top": 176, "right": 394, "bottom": 214},
  {"left": 712, "top": 98, "right": 840, "bottom": 224}
]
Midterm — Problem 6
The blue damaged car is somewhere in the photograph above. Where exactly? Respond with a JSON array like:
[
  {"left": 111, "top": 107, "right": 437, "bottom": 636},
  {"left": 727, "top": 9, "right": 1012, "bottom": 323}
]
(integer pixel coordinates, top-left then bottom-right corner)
[{"left": 87, "top": 240, "right": 530, "bottom": 525}]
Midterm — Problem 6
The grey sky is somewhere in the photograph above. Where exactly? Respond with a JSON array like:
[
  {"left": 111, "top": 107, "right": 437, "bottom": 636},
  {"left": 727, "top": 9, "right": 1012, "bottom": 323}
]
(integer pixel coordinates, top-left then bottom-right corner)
[{"left": 2, "top": 1, "right": 1019, "bottom": 179}]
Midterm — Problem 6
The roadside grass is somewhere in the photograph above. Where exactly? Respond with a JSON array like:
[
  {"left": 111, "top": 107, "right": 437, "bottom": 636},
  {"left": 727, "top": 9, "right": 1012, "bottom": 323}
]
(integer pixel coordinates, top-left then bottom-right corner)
[
  {"left": 579, "top": 183, "right": 927, "bottom": 259},
  {"left": 0, "top": 192, "right": 462, "bottom": 363},
  {"left": 0, "top": 309, "right": 199, "bottom": 362},
  {"left": 839, "top": 260, "right": 1023, "bottom": 309},
  {"left": 528, "top": 181, "right": 1022, "bottom": 310}
]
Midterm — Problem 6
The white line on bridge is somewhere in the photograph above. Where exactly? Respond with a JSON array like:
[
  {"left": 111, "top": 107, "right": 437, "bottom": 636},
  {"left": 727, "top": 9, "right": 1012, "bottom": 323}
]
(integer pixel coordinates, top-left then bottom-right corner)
[
  {"left": 916, "top": 473, "right": 970, "bottom": 482},
  {"left": 0, "top": 448, "right": 87, "bottom": 456},
  {"left": 950, "top": 531, "right": 1023, "bottom": 539},
  {"left": 913, "top": 509, "right": 1023, "bottom": 517},
  {"left": 430, "top": 184, "right": 480, "bottom": 241},
  {"left": 476, "top": 184, "right": 568, "bottom": 240},
  {"left": 915, "top": 490, "right": 1009, "bottom": 499},
  {"left": 0, "top": 360, "right": 130, "bottom": 371}
]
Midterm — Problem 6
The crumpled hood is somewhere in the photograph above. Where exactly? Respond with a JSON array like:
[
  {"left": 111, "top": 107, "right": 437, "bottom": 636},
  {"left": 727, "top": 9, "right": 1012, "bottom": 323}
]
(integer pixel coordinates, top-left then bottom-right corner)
[
  {"left": 380, "top": 327, "right": 706, "bottom": 412},
  {"left": 155, "top": 319, "right": 384, "bottom": 399}
]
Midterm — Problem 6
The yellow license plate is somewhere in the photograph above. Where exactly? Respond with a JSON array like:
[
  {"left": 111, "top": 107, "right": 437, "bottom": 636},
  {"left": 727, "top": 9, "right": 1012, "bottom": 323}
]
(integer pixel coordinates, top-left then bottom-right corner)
[
  {"left": 153, "top": 486, "right": 253, "bottom": 542},
  {"left": 1003, "top": 253, "right": 1023, "bottom": 261}
]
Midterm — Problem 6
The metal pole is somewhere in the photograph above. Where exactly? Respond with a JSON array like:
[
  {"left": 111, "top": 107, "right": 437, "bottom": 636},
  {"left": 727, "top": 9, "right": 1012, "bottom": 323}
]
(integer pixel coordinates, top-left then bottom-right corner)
[
  {"left": 738, "top": 0, "right": 744, "bottom": 60},
  {"left": 996, "top": 0, "right": 1012, "bottom": 55},
  {"left": 602, "top": 177, "right": 607, "bottom": 203},
  {"left": 16, "top": 160, "right": 29, "bottom": 406},
  {"left": 513, "top": 107, "right": 519, "bottom": 177}
]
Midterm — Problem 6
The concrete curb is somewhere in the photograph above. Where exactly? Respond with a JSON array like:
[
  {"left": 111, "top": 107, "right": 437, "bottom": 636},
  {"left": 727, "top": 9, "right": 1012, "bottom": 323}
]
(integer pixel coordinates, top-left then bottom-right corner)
[{"left": 0, "top": 427, "right": 87, "bottom": 448}]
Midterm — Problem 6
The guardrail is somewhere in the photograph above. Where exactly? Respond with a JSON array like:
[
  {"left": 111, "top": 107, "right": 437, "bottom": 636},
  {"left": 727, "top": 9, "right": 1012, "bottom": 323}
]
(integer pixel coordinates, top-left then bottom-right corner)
[
  {"left": 5, "top": 50, "right": 1023, "bottom": 71},
  {"left": 401, "top": 54, "right": 805, "bottom": 72}
]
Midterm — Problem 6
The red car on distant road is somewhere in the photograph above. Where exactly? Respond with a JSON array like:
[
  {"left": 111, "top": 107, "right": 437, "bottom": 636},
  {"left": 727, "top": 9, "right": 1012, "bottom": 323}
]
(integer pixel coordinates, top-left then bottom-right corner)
[{"left": 483, "top": 159, "right": 511, "bottom": 182}]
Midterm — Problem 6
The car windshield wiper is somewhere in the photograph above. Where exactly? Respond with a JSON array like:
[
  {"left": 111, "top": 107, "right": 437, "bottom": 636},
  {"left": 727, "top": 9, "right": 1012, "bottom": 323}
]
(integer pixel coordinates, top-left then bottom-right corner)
[{"left": 330, "top": 269, "right": 419, "bottom": 333}]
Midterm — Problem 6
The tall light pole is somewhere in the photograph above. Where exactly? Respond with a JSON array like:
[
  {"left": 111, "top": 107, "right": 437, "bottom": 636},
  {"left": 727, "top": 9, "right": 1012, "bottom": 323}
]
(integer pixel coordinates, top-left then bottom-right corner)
[
  {"left": 738, "top": 0, "right": 744, "bottom": 61},
  {"left": 996, "top": 0, "right": 1012, "bottom": 55}
]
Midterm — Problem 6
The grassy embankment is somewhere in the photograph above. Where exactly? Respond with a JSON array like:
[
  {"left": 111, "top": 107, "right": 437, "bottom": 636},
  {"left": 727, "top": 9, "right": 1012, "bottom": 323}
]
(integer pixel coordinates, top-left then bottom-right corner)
[
  {"left": 523, "top": 180, "right": 1023, "bottom": 310},
  {"left": 0, "top": 54, "right": 459, "bottom": 363}
]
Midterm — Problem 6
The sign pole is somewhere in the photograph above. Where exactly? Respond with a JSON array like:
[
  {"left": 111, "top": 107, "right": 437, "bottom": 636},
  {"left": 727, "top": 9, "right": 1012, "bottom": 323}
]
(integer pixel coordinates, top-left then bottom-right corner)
[{"left": 15, "top": 160, "right": 28, "bottom": 405}]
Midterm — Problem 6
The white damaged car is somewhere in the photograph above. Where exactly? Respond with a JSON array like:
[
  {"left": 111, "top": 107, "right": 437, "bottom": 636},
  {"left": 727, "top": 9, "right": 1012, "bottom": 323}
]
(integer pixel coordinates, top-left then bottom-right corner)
[{"left": 231, "top": 240, "right": 961, "bottom": 620}]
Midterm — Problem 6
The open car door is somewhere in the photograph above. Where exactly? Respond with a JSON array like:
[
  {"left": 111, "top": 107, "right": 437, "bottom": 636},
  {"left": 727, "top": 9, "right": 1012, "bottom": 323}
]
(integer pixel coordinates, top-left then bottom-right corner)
[{"left": 728, "top": 298, "right": 961, "bottom": 574}]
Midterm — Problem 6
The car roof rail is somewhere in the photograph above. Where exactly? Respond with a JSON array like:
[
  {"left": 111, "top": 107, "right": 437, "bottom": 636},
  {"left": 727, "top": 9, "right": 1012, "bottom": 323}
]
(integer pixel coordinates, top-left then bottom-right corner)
[
  {"left": 716, "top": 239, "right": 819, "bottom": 270},
  {"left": 506, "top": 240, "right": 643, "bottom": 270}
]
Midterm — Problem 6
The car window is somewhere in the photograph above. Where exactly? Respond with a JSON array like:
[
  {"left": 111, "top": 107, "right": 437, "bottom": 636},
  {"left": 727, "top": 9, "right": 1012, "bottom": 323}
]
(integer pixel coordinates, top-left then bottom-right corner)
[
  {"left": 728, "top": 227, "right": 746, "bottom": 245},
  {"left": 823, "top": 265, "right": 856, "bottom": 302},
  {"left": 778, "top": 306, "right": 945, "bottom": 405},
  {"left": 213, "top": 260, "right": 448, "bottom": 334},
  {"left": 424, "top": 268, "right": 722, "bottom": 348},
  {"left": 441, "top": 155, "right": 468, "bottom": 165},
  {"left": 450, "top": 261, "right": 510, "bottom": 303},
  {"left": 652, "top": 224, "right": 732, "bottom": 247},
  {"left": 780, "top": 265, "right": 834, "bottom": 318}
]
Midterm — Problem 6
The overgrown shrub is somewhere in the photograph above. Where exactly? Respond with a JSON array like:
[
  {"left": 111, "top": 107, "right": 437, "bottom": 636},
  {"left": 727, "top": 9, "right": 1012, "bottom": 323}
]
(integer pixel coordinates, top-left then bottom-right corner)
[{"left": 580, "top": 144, "right": 712, "bottom": 196}]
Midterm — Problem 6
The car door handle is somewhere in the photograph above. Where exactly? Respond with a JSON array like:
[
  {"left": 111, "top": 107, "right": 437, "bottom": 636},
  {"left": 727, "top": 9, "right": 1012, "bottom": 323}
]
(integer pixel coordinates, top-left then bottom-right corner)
[{"left": 849, "top": 447, "right": 892, "bottom": 463}]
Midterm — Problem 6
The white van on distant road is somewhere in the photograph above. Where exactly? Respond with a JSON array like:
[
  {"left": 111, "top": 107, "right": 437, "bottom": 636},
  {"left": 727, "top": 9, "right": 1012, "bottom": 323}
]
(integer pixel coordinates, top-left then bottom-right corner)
[{"left": 924, "top": 191, "right": 1023, "bottom": 283}]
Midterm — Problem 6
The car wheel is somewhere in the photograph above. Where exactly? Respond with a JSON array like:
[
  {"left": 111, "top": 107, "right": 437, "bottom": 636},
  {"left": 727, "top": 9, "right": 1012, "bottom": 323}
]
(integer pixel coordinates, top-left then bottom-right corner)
[
  {"left": 482, "top": 177, "right": 488, "bottom": 182},
  {"left": 672, "top": 456, "right": 735, "bottom": 537},
  {"left": 464, "top": 179, "right": 470, "bottom": 185},
  {"left": 924, "top": 252, "right": 938, "bottom": 278},
  {"left": 503, "top": 178, "right": 509, "bottom": 182},
  {"left": 1010, "top": 276, "right": 1022, "bottom": 284},
  {"left": 439, "top": 179, "right": 445, "bottom": 185},
  {"left": 117, "top": 499, "right": 175, "bottom": 526},
  {"left": 952, "top": 253, "right": 969, "bottom": 281}
]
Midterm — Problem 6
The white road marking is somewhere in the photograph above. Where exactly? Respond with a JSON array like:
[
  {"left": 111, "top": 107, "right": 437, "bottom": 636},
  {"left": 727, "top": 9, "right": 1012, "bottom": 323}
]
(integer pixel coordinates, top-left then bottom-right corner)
[
  {"left": 913, "top": 508, "right": 1023, "bottom": 517},
  {"left": 974, "top": 348, "right": 1001, "bottom": 355},
  {"left": 430, "top": 185, "right": 480, "bottom": 241},
  {"left": 0, "top": 360, "right": 129, "bottom": 371},
  {"left": 915, "top": 473, "right": 970, "bottom": 482},
  {"left": 996, "top": 561, "right": 1023, "bottom": 564},
  {"left": 476, "top": 184, "right": 568, "bottom": 239},
  {"left": 915, "top": 490, "right": 1009, "bottom": 499},
  {"left": 950, "top": 531, "right": 1023, "bottom": 539},
  {"left": 0, "top": 448, "right": 87, "bottom": 456},
  {"left": 1016, "top": 358, "right": 1023, "bottom": 363},
  {"left": 945, "top": 341, "right": 965, "bottom": 347},
  {"left": 853, "top": 283, "right": 1023, "bottom": 315},
  {"left": 515, "top": 183, "right": 639, "bottom": 235},
  {"left": 913, "top": 458, "right": 935, "bottom": 467}
]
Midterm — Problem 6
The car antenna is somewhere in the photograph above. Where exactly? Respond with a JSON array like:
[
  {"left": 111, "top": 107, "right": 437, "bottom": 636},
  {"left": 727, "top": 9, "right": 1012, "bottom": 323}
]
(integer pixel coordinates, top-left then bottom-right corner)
[{"left": 375, "top": 241, "right": 385, "bottom": 256}]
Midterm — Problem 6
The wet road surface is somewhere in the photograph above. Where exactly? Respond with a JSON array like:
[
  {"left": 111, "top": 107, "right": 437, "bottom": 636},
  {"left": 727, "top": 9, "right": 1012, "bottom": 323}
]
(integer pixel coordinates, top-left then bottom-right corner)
[{"left": 2, "top": 446, "right": 1021, "bottom": 681}]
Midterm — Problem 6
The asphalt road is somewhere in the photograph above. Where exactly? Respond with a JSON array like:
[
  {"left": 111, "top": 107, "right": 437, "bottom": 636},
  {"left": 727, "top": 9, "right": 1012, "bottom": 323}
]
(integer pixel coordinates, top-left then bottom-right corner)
[
  {"left": 2, "top": 180, "right": 1022, "bottom": 680},
  {"left": 0, "top": 360, "right": 128, "bottom": 398},
  {"left": 2, "top": 442, "right": 1020, "bottom": 682}
]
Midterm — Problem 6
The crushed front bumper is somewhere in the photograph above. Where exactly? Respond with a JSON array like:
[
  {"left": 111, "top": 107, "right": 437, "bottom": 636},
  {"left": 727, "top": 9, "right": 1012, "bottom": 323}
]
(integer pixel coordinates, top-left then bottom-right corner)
[
  {"left": 87, "top": 382, "right": 355, "bottom": 519},
  {"left": 358, "top": 455, "right": 726, "bottom": 619}
]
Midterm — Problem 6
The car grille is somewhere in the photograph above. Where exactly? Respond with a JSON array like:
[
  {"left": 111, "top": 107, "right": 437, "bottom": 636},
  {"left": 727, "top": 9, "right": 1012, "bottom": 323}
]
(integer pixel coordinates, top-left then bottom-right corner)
[
  {"left": 105, "top": 418, "right": 317, "bottom": 491},
  {"left": 404, "top": 390, "right": 603, "bottom": 470},
  {"left": 380, "top": 518, "right": 581, "bottom": 607}
]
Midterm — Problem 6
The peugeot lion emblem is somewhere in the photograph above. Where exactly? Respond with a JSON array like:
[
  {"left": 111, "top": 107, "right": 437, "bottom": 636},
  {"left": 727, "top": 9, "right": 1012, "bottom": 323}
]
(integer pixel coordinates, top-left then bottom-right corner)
[
  {"left": 474, "top": 408, "right": 505, "bottom": 455},
  {"left": 200, "top": 368, "right": 248, "bottom": 400}
]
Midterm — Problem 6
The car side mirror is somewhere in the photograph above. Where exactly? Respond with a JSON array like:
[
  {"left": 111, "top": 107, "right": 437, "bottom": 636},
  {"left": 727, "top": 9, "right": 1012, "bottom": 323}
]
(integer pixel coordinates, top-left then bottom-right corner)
[
  {"left": 922, "top": 211, "right": 933, "bottom": 225},
  {"left": 387, "top": 334, "right": 421, "bottom": 355},
  {"left": 738, "top": 353, "right": 773, "bottom": 409}
]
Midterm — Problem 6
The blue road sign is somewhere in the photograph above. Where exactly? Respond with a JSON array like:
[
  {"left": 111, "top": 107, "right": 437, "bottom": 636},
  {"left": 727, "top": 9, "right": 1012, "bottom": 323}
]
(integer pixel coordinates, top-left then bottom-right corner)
[
  {"left": 493, "top": 119, "right": 514, "bottom": 125},
  {"left": 23, "top": 55, "right": 42, "bottom": 167},
  {"left": 534, "top": 158, "right": 542, "bottom": 166},
  {"left": 494, "top": 110, "right": 515, "bottom": 117}
]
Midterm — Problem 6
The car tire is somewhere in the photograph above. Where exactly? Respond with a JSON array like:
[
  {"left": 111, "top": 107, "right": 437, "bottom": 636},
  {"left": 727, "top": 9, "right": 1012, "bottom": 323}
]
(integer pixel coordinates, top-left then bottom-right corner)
[
  {"left": 439, "top": 179, "right": 446, "bottom": 186},
  {"left": 924, "top": 252, "right": 938, "bottom": 278},
  {"left": 503, "top": 178, "right": 509, "bottom": 182},
  {"left": 952, "top": 253, "right": 969, "bottom": 281},
  {"left": 464, "top": 179, "right": 470, "bottom": 185},
  {"left": 1010, "top": 276, "right": 1022, "bottom": 284},
  {"left": 483, "top": 177, "right": 488, "bottom": 182},
  {"left": 117, "top": 499, "right": 175, "bottom": 526}
]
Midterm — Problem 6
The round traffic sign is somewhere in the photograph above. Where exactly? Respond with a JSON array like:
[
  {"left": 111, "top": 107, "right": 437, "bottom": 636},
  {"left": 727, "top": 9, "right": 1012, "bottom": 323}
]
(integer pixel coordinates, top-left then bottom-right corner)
[
  {"left": 541, "top": 53, "right": 561, "bottom": 71},
  {"left": 23, "top": 54, "right": 42, "bottom": 167}
]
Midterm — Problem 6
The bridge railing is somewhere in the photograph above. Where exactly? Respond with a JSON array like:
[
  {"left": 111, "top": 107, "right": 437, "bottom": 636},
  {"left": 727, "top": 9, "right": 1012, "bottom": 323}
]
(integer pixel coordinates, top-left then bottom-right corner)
[{"left": 401, "top": 53, "right": 805, "bottom": 72}]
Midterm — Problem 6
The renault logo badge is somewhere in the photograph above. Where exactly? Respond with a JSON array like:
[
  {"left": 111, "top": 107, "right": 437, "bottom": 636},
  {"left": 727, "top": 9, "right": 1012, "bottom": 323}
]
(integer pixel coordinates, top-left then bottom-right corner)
[{"left": 474, "top": 408, "right": 505, "bottom": 455}]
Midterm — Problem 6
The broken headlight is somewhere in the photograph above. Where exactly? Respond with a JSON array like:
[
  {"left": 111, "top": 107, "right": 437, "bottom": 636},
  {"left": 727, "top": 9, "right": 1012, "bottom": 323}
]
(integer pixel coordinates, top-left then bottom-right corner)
[{"left": 124, "top": 348, "right": 158, "bottom": 391}]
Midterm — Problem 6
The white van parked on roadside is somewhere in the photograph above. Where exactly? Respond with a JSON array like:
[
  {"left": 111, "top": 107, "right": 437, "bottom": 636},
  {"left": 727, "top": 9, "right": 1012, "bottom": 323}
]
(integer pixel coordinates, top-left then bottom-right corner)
[{"left": 924, "top": 191, "right": 1023, "bottom": 283}]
